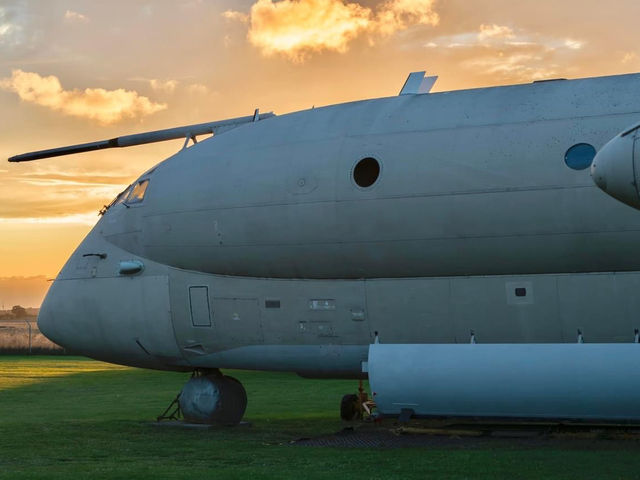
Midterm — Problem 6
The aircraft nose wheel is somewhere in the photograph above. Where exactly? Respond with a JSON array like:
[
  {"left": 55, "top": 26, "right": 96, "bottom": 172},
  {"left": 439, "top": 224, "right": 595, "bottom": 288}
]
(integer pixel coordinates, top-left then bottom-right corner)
[
  {"left": 340, "top": 394, "right": 361, "bottom": 421},
  {"left": 340, "top": 380, "right": 376, "bottom": 421},
  {"left": 178, "top": 371, "right": 247, "bottom": 425}
]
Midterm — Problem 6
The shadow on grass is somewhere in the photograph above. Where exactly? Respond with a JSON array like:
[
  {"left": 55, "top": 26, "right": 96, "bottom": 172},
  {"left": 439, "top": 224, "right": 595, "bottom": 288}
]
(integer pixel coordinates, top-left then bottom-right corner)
[
  {"left": 0, "top": 356, "right": 352, "bottom": 434},
  {"left": 1, "top": 357, "right": 640, "bottom": 480}
]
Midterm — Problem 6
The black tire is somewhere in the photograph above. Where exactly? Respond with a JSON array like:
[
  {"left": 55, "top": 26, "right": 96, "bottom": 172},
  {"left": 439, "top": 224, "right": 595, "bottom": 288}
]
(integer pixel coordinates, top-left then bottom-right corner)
[
  {"left": 178, "top": 374, "right": 247, "bottom": 425},
  {"left": 218, "top": 375, "right": 248, "bottom": 426},
  {"left": 179, "top": 375, "right": 223, "bottom": 424},
  {"left": 340, "top": 393, "right": 361, "bottom": 421}
]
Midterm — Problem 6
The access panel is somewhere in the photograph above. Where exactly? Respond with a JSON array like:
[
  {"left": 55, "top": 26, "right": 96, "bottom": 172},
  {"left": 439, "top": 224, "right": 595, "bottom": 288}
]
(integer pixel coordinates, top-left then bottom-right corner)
[
  {"left": 189, "top": 286, "right": 211, "bottom": 327},
  {"left": 211, "top": 297, "right": 262, "bottom": 346}
]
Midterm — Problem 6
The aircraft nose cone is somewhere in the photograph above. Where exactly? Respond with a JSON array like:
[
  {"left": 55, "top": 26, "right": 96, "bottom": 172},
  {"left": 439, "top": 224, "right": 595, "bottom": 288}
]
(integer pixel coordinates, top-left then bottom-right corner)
[
  {"left": 37, "top": 281, "right": 64, "bottom": 348},
  {"left": 37, "top": 295, "right": 56, "bottom": 343},
  {"left": 591, "top": 130, "right": 640, "bottom": 210}
]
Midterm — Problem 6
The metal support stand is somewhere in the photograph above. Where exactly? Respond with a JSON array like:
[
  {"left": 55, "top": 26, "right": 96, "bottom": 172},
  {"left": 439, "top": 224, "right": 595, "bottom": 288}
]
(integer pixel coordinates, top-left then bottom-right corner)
[{"left": 157, "top": 393, "right": 182, "bottom": 422}]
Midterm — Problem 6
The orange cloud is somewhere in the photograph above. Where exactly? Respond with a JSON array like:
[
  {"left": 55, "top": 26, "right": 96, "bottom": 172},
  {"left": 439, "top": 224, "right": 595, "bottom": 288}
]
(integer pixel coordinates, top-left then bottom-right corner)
[
  {"left": 0, "top": 167, "right": 136, "bottom": 223},
  {"left": 423, "top": 24, "right": 588, "bottom": 83},
  {"left": 18, "top": 171, "right": 133, "bottom": 187},
  {"left": 222, "top": 10, "right": 249, "bottom": 23},
  {"left": 245, "top": 0, "right": 371, "bottom": 61},
  {"left": 375, "top": 0, "right": 440, "bottom": 36},
  {"left": 149, "top": 78, "right": 178, "bottom": 93},
  {"left": 0, "top": 182, "right": 120, "bottom": 221},
  {"left": 0, "top": 70, "right": 167, "bottom": 124},
  {"left": 225, "top": 0, "right": 439, "bottom": 62},
  {"left": 464, "top": 52, "right": 558, "bottom": 81},
  {"left": 478, "top": 24, "right": 515, "bottom": 41},
  {"left": 186, "top": 83, "right": 210, "bottom": 95},
  {"left": 564, "top": 39, "right": 583, "bottom": 50}
]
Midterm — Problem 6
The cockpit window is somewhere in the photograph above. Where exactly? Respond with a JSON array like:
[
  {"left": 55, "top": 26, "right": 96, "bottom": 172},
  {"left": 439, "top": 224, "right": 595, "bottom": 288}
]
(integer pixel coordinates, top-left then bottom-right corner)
[
  {"left": 126, "top": 179, "right": 149, "bottom": 204},
  {"left": 100, "top": 185, "right": 132, "bottom": 215},
  {"left": 114, "top": 186, "right": 131, "bottom": 205}
]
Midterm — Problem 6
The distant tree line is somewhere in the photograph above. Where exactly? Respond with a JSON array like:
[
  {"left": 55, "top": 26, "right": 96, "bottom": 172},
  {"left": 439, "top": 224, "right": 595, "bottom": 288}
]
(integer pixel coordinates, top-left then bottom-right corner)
[{"left": 0, "top": 305, "right": 31, "bottom": 319}]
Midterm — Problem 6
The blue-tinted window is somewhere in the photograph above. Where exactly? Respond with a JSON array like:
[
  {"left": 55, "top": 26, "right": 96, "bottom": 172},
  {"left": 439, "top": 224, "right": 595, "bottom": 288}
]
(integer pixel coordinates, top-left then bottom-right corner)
[{"left": 565, "top": 143, "right": 596, "bottom": 170}]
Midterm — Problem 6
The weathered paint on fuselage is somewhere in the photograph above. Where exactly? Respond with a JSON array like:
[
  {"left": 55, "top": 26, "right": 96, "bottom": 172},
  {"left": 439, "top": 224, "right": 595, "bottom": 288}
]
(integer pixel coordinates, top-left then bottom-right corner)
[
  {"left": 37, "top": 73, "right": 640, "bottom": 377},
  {"left": 102, "top": 73, "right": 640, "bottom": 278}
]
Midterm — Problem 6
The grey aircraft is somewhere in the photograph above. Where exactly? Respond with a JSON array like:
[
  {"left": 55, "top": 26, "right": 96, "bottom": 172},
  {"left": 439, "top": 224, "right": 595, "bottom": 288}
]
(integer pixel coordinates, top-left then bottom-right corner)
[{"left": 9, "top": 72, "right": 640, "bottom": 424}]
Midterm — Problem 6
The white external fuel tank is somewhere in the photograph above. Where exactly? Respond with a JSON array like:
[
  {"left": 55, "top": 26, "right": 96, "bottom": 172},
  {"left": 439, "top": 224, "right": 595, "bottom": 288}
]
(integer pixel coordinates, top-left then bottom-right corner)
[{"left": 367, "top": 343, "right": 640, "bottom": 421}]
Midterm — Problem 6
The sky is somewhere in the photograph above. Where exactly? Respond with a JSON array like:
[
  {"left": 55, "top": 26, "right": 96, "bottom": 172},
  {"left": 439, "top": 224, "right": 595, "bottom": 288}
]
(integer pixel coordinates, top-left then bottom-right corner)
[{"left": 0, "top": 0, "right": 639, "bottom": 307}]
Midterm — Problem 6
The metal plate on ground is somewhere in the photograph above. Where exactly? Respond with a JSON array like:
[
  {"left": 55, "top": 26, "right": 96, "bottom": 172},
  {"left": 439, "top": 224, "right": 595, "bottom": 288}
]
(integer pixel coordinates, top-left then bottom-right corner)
[{"left": 151, "top": 421, "right": 252, "bottom": 429}]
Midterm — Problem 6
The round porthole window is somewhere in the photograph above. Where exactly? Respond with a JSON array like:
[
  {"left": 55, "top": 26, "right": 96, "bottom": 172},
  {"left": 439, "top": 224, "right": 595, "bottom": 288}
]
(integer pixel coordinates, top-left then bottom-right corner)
[
  {"left": 565, "top": 143, "right": 596, "bottom": 170},
  {"left": 353, "top": 157, "right": 380, "bottom": 188}
]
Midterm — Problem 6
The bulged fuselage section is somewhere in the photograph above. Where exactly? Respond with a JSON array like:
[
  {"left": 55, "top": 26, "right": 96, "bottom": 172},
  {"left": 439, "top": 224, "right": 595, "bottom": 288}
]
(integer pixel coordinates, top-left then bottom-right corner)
[{"left": 100, "top": 74, "right": 640, "bottom": 279}]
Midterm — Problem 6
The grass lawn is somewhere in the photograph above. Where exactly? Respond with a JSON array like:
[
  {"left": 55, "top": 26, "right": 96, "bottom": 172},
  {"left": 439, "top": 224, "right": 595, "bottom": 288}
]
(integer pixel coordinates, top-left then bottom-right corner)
[{"left": 1, "top": 356, "right": 639, "bottom": 479}]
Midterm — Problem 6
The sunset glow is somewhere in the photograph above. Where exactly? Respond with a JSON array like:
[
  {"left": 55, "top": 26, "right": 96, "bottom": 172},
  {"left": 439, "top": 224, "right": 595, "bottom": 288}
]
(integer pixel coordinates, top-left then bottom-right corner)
[
  {"left": 226, "top": 0, "right": 439, "bottom": 61},
  {"left": 1, "top": 0, "right": 639, "bottom": 306}
]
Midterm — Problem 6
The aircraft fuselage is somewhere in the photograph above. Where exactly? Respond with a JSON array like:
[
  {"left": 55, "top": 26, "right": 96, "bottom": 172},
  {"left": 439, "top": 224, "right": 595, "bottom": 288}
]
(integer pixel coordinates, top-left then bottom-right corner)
[{"left": 37, "top": 73, "right": 640, "bottom": 377}]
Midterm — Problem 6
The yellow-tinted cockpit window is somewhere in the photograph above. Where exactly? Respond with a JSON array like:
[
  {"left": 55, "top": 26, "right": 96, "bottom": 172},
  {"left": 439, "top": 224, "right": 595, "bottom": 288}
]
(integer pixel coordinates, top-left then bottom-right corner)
[{"left": 126, "top": 179, "right": 149, "bottom": 204}]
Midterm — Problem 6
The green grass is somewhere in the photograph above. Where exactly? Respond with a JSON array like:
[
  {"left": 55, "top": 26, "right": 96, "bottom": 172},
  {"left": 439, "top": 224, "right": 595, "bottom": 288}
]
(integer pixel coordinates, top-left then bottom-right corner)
[{"left": 1, "top": 356, "right": 640, "bottom": 479}]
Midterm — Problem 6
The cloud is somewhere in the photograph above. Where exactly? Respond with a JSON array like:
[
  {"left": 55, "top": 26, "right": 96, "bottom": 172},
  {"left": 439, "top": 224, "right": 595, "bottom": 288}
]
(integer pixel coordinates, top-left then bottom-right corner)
[
  {"left": 224, "top": 0, "right": 439, "bottom": 62},
  {"left": 0, "top": 70, "right": 167, "bottom": 124},
  {"left": 478, "top": 24, "right": 514, "bottom": 41},
  {"left": 222, "top": 10, "right": 249, "bottom": 23},
  {"left": 186, "top": 83, "right": 209, "bottom": 95},
  {"left": 243, "top": 0, "right": 371, "bottom": 61},
  {"left": 564, "top": 38, "right": 583, "bottom": 50},
  {"left": 0, "top": 177, "right": 125, "bottom": 222},
  {"left": 0, "top": 191, "right": 114, "bottom": 222},
  {"left": 64, "top": 10, "right": 89, "bottom": 23},
  {"left": 0, "top": 166, "right": 139, "bottom": 224},
  {"left": 464, "top": 52, "right": 558, "bottom": 81},
  {"left": 429, "top": 24, "right": 584, "bottom": 52},
  {"left": 0, "top": 6, "right": 23, "bottom": 46},
  {"left": 149, "top": 78, "right": 178, "bottom": 93},
  {"left": 374, "top": 0, "right": 440, "bottom": 36},
  {"left": 0, "top": 213, "right": 99, "bottom": 225},
  {"left": 133, "top": 77, "right": 209, "bottom": 95},
  {"left": 420, "top": 24, "right": 588, "bottom": 82},
  {"left": 622, "top": 52, "right": 638, "bottom": 64},
  {"left": 18, "top": 171, "right": 133, "bottom": 187}
]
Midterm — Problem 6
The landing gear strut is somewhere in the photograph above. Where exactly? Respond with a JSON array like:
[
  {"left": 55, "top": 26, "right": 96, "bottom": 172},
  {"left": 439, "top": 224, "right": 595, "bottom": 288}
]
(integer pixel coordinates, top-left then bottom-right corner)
[
  {"left": 178, "top": 369, "right": 247, "bottom": 425},
  {"left": 340, "top": 380, "right": 375, "bottom": 421}
]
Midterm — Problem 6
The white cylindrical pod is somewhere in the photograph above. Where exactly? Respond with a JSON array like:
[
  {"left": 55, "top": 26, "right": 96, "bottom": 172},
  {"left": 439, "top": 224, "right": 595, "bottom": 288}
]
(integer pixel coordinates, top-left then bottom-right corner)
[
  {"left": 591, "top": 129, "right": 640, "bottom": 210},
  {"left": 368, "top": 343, "right": 640, "bottom": 421}
]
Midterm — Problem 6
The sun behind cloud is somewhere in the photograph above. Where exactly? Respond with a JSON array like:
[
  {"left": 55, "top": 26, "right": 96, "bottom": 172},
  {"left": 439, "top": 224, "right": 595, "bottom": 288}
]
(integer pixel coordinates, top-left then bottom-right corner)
[
  {"left": 0, "top": 70, "right": 167, "bottom": 124},
  {"left": 224, "top": 0, "right": 439, "bottom": 62}
]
